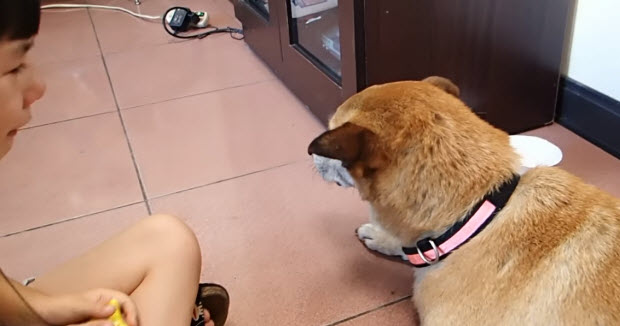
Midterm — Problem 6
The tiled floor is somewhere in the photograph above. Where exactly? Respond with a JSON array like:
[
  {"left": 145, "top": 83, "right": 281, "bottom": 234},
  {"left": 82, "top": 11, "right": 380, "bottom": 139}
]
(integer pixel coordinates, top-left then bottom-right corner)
[{"left": 1, "top": 1, "right": 619, "bottom": 325}]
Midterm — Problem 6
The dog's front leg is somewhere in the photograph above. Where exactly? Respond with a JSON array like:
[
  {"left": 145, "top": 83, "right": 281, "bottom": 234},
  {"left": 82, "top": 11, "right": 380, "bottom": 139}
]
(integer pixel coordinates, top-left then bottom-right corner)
[{"left": 356, "top": 207, "right": 409, "bottom": 261}]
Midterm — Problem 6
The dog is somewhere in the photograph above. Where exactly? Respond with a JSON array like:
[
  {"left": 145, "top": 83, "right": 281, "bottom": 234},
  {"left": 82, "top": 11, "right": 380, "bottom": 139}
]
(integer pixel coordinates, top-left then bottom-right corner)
[{"left": 308, "top": 77, "right": 620, "bottom": 325}]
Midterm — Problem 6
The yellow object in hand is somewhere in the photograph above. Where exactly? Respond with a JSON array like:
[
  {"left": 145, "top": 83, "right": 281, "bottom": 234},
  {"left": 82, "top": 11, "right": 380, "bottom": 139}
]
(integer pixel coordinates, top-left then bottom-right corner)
[{"left": 108, "top": 299, "right": 129, "bottom": 326}]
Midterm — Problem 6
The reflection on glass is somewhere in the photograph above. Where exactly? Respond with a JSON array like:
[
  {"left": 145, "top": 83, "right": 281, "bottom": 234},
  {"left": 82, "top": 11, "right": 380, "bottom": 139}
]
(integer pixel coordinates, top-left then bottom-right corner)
[
  {"left": 289, "top": 0, "right": 341, "bottom": 81},
  {"left": 247, "top": 0, "right": 269, "bottom": 18}
]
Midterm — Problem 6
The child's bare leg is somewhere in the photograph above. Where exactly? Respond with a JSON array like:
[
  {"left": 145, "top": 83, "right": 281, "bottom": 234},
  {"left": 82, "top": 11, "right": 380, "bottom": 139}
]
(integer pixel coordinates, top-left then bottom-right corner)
[{"left": 30, "top": 214, "right": 202, "bottom": 326}]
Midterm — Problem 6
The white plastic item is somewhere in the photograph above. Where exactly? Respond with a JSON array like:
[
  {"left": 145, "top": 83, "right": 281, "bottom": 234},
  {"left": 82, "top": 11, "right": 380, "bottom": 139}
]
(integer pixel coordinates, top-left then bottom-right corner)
[
  {"left": 194, "top": 11, "right": 210, "bottom": 28},
  {"left": 509, "top": 135, "right": 563, "bottom": 174}
]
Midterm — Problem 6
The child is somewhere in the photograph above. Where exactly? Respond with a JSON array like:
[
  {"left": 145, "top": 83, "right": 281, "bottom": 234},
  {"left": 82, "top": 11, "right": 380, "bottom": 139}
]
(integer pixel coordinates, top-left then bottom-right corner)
[{"left": 0, "top": 1, "right": 229, "bottom": 325}]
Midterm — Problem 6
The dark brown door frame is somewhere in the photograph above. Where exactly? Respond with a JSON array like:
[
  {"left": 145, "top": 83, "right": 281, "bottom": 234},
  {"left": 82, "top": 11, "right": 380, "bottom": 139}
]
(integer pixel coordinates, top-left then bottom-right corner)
[{"left": 233, "top": 1, "right": 283, "bottom": 73}]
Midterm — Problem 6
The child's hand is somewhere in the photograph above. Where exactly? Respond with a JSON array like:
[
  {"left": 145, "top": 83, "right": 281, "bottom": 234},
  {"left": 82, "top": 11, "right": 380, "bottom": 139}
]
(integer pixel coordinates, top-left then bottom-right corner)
[{"left": 30, "top": 288, "right": 139, "bottom": 326}]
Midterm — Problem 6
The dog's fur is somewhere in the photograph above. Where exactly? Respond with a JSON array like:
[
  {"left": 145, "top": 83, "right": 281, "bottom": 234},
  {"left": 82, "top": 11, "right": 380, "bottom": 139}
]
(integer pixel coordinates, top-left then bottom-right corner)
[{"left": 308, "top": 77, "right": 620, "bottom": 325}]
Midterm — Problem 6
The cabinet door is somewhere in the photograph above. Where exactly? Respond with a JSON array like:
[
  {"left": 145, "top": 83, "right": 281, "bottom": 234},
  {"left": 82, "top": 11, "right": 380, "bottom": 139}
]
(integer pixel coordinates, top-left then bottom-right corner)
[
  {"left": 233, "top": 0, "right": 282, "bottom": 70},
  {"left": 276, "top": 0, "right": 363, "bottom": 123},
  {"left": 363, "top": 0, "right": 571, "bottom": 133}
]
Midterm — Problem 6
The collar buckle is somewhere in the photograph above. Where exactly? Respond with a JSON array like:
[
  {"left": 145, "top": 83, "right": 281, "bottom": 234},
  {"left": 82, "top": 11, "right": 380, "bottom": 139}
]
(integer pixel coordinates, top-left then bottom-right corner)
[{"left": 416, "top": 238, "right": 440, "bottom": 265}]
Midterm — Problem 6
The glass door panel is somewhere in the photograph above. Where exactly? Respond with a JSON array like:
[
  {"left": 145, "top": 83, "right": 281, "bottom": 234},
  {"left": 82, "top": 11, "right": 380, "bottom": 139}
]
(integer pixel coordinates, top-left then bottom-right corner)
[{"left": 288, "top": 0, "right": 341, "bottom": 82}]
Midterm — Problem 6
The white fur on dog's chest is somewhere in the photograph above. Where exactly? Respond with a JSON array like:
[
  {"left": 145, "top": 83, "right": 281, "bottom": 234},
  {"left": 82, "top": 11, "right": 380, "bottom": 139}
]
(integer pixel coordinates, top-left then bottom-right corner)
[{"left": 312, "top": 154, "right": 355, "bottom": 187}]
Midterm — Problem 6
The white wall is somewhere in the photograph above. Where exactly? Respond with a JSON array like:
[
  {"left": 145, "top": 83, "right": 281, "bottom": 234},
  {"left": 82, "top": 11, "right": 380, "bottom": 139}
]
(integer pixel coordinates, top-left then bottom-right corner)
[{"left": 565, "top": 0, "right": 620, "bottom": 101}]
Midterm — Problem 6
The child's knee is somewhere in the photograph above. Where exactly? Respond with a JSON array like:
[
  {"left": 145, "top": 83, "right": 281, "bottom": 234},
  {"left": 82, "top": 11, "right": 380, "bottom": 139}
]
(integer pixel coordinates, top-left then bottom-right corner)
[{"left": 143, "top": 214, "right": 202, "bottom": 266}]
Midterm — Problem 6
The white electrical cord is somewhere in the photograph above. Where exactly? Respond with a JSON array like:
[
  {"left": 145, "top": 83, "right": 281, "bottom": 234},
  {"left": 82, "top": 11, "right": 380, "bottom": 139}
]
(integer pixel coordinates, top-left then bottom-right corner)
[{"left": 40, "top": 4, "right": 162, "bottom": 20}]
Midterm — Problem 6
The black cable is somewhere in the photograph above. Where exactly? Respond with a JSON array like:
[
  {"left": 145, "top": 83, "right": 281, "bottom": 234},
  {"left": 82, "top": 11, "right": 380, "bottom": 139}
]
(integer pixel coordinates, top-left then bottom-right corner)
[
  {"left": 162, "top": 7, "right": 244, "bottom": 40},
  {"left": 229, "top": 29, "right": 245, "bottom": 40}
]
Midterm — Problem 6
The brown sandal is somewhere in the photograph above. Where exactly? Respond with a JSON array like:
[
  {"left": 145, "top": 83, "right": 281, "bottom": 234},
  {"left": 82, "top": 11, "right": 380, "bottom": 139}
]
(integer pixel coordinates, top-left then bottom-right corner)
[{"left": 198, "top": 283, "right": 230, "bottom": 326}]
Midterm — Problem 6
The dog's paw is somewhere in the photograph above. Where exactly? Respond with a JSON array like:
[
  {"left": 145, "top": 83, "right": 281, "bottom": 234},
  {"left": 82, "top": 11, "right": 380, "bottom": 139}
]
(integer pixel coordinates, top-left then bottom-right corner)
[
  {"left": 356, "top": 223, "right": 378, "bottom": 241},
  {"left": 356, "top": 223, "right": 408, "bottom": 261}
]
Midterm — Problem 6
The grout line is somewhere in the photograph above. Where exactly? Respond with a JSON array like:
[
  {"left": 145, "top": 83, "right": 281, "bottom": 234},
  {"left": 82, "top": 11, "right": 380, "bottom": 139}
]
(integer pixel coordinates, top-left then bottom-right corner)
[
  {"left": 148, "top": 160, "right": 302, "bottom": 200},
  {"left": 323, "top": 295, "right": 413, "bottom": 326},
  {"left": 20, "top": 110, "right": 116, "bottom": 130},
  {"left": 18, "top": 79, "right": 277, "bottom": 132},
  {"left": 35, "top": 5, "right": 272, "bottom": 122},
  {"left": 119, "top": 78, "right": 277, "bottom": 112},
  {"left": 86, "top": 8, "right": 152, "bottom": 215},
  {"left": 1, "top": 160, "right": 308, "bottom": 238},
  {"left": 0, "top": 201, "right": 145, "bottom": 238}
]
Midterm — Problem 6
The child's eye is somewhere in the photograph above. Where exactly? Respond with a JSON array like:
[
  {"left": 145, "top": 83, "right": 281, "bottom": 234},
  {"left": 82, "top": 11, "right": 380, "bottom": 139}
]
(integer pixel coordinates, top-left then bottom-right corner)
[{"left": 9, "top": 64, "right": 26, "bottom": 74}]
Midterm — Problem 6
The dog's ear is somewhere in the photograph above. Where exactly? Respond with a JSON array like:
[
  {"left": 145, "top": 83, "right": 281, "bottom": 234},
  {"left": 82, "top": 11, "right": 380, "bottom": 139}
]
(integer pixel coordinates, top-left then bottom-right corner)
[
  {"left": 308, "top": 122, "right": 387, "bottom": 172},
  {"left": 422, "top": 76, "right": 460, "bottom": 98}
]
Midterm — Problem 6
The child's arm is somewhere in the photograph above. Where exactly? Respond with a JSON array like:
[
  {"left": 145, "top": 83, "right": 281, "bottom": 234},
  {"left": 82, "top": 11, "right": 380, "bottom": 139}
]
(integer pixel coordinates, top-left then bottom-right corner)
[
  {"left": 0, "top": 269, "right": 47, "bottom": 325},
  {"left": 0, "top": 269, "right": 137, "bottom": 326}
]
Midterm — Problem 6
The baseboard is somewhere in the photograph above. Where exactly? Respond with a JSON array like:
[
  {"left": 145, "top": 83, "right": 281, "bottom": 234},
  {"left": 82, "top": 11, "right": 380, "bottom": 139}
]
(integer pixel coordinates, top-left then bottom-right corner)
[{"left": 556, "top": 77, "right": 620, "bottom": 159}]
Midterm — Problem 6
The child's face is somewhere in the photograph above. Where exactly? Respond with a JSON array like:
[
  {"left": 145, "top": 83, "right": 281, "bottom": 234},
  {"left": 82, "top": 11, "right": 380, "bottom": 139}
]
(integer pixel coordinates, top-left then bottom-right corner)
[{"left": 0, "top": 37, "right": 46, "bottom": 159}]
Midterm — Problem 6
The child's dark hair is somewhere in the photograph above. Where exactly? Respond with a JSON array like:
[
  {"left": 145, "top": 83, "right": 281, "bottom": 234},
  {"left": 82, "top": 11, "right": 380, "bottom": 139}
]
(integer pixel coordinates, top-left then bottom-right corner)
[{"left": 0, "top": 0, "right": 41, "bottom": 41}]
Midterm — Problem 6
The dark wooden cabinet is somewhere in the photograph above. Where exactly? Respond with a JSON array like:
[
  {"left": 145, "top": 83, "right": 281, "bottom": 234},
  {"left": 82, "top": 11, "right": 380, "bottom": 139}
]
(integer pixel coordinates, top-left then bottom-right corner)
[{"left": 233, "top": 0, "right": 572, "bottom": 133}]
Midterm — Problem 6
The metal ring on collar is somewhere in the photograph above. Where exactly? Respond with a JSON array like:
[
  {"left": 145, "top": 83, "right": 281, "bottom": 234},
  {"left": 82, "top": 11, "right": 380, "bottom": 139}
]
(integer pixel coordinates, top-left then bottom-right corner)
[{"left": 416, "top": 239, "right": 440, "bottom": 265}]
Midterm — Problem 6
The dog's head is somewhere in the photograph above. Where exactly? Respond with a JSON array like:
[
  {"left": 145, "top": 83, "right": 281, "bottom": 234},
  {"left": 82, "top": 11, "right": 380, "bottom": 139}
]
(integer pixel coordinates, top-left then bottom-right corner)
[{"left": 308, "top": 77, "right": 519, "bottom": 243}]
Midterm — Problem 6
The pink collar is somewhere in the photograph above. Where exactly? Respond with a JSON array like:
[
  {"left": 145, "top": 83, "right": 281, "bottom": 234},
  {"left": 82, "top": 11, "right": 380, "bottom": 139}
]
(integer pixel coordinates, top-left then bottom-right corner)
[{"left": 403, "top": 175, "right": 520, "bottom": 268}]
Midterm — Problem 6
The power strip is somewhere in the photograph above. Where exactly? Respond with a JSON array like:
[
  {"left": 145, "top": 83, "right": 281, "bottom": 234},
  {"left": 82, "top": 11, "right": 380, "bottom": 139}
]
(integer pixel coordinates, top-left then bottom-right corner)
[
  {"left": 162, "top": 6, "right": 243, "bottom": 40},
  {"left": 165, "top": 7, "right": 209, "bottom": 32}
]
